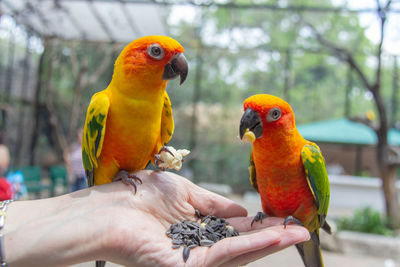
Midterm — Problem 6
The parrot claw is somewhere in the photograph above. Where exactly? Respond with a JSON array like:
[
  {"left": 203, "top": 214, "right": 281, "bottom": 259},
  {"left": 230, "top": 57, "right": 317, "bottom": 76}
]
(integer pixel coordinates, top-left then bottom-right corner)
[
  {"left": 154, "top": 154, "right": 166, "bottom": 171},
  {"left": 251, "top": 212, "right": 268, "bottom": 227},
  {"left": 283, "top": 215, "right": 303, "bottom": 228},
  {"left": 159, "top": 146, "right": 175, "bottom": 157},
  {"left": 113, "top": 170, "right": 142, "bottom": 194}
]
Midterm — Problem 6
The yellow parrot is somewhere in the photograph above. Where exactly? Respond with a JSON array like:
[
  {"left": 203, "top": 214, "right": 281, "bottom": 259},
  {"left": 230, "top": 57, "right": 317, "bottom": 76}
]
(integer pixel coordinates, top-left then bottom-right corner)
[{"left": 82, "top": 35, "right": 188, "bottom": 191}]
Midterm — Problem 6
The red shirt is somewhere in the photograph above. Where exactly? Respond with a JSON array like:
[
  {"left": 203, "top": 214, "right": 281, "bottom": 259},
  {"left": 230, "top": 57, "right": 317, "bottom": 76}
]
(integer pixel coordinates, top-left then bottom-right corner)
[{"left": 0, "top": 178, "right": 14, "bottom": 200}]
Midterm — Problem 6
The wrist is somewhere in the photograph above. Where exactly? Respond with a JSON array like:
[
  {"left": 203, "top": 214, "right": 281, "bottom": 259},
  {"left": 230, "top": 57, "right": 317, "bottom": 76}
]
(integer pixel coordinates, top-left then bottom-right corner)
[{"left": 3, "top": 189, "right": 103, "bottom": 266}]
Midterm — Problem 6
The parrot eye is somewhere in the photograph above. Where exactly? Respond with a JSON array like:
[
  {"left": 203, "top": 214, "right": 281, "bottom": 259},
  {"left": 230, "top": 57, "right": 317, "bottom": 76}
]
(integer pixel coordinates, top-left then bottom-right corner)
[
  {"left": 266, "top": 108, "right": 282, "bottom": 122},
  {"left": 147, "top": 44, "right": 164, "bottom": 60}
]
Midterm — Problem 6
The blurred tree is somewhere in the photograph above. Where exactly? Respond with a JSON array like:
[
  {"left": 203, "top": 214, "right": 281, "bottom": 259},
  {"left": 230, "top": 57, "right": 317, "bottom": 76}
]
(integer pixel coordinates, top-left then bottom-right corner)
[
  {"left": 28, "top": 39, "right": 120, "bottom": 165},
  {"left": 304, "top": 0, "right": 400, "bottom": 228},
  {"left": 167, "top": 0, "right": 385, "bottom": 192}
]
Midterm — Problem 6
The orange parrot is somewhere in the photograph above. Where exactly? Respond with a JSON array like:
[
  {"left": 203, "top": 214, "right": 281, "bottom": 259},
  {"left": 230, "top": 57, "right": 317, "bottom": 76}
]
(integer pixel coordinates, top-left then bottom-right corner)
[
  {"left": 81, "top": 36, "right": 188, "bottom": 267},
  {"left": 239, "top": 94, "right": 331, "bottom": 267}
]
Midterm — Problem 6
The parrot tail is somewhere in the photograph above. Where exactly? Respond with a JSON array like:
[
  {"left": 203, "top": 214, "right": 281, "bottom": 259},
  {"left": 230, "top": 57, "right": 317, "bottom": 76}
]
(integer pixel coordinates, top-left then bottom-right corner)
[
  {"left": 295, "top": 231, "right": 323, "bottom": 267},
  {"left": 96, "top": 260, "right": 106, "bottom": 267}
]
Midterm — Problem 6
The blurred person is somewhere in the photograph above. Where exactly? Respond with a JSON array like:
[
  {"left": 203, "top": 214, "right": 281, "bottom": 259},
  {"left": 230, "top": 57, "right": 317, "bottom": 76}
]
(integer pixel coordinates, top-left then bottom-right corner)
[
  {"left": 0, "top": 144, "right": 14, "bottom": 200},
  {"left": 6, "top": 171, "right": 27, "bottom": 200},
  {"left": 2, "top": 170, "right": 309, "bottom": 266},
  {"left": 65, "top": 128, "right": 87, "bottom": 192},
  {"left": 0, "top": 144, "right": 10, "bottom": 175}
]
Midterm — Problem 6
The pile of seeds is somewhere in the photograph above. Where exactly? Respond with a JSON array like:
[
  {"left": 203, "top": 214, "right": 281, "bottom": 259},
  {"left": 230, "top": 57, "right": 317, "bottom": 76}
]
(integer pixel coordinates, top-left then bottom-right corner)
[{"left": 166, "top": 211, "right": 239, "bottom": 262}]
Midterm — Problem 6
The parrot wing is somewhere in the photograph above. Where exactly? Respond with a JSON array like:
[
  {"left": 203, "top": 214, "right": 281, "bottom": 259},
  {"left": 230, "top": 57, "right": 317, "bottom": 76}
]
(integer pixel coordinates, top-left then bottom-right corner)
[
  {"left": 160, "top": 91, "right": 174, "bottom": 145},
  {"left": 248, "top": 149, "right": 259, "bottom": 192},
  {"left": 301, "top": 143, "right": 330, "bottom": 229},
  {"left": 82, "top": 91, "right": 110, "bottom": 187}
]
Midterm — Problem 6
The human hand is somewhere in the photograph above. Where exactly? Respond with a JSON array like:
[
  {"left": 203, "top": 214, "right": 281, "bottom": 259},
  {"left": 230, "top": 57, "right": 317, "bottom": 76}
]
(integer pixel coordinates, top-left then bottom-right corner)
[
  {"left": 3, "top": 170, "right": 309, "bottom": 267},
  {"left": 90, "top": 170, "right": 310, "bottom": 266}
]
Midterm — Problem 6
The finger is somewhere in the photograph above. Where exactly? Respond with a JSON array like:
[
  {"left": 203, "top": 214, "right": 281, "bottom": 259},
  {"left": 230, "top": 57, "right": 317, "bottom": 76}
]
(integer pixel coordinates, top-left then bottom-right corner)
[
  {"left": 202, "top": 227, "right": 281, "bottom": 266},
  {"left": 220, "top": 225, "right": 310, "bottom": 267},
  {"left": 185, "top": 180, "right": 247, "bottom": 218},
  {"left": 227, "top": 216, "right": 284, "bottom": 232}
]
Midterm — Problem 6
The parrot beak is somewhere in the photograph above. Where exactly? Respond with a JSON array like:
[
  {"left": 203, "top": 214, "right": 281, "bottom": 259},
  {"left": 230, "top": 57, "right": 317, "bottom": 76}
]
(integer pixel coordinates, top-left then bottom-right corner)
[
  {"left": 239, "top": 108, "right": 263, "bottom": 142},
  {"left": 162, "top": 53, "right": 188, "bottom": 85}
]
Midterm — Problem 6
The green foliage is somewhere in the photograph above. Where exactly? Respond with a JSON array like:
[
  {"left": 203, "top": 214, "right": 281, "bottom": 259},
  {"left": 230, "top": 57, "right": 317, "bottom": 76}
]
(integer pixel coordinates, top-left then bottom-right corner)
[
  {"left": 336, "top": 207, "right": 394, "bottom": 236},
  {"left": 165, "top": 0, "right": 393, "bottom": 188},
  {"left": 2, "top": 1, "right": 398, "bottom": 185}
]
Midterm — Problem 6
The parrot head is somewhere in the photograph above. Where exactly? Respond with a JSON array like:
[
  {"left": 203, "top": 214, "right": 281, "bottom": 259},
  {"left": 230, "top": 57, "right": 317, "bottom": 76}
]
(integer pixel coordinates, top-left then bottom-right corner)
[
  {"left": 239, "top": 94, "right": 296, "bottom": 143},
  {"left": 113, "top": 35, "right": 188, "bottom": 87}
]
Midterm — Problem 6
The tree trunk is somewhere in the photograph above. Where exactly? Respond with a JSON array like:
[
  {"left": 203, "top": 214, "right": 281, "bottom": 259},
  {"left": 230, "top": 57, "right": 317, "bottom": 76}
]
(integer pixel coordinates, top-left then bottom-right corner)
[
  {"left": 67, "top": 65, "right": 86, "bottom": 143},
  {"left": 29, "top": 38, "right": 50, "bottom": 165},
  {"left": 380, "top": 164, "right": 400, "bottom": 228},
  {"left": 373, "top": 88, "right": 400, "bottom": 228}
]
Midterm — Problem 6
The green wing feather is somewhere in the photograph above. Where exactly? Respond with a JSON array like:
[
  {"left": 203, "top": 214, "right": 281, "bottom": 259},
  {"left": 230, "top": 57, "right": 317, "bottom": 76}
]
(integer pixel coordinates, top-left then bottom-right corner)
[
  {"left": 301, "top": 143, "right": 330, "bottom": 220},
  {"left": 82, "top": 91, "right": 110, "bottom": 187},
  {"left": 249, "top": 149, "right": 258, "bottom": 192},
  {"left": 160, "top": 91, "right": 174, "bottom": 146}
]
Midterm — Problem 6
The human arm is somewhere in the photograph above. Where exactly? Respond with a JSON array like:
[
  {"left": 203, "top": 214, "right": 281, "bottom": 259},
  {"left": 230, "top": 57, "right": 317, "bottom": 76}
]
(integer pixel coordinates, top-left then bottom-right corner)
[{"left": 3, "top": 170, "right": 309, "bottom": 267}]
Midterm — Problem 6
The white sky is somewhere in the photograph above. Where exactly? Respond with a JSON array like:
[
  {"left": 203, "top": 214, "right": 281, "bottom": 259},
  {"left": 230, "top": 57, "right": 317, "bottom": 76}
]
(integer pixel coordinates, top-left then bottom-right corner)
[{"left": 333, "top": 0, "right": 400, "bottom": 55}]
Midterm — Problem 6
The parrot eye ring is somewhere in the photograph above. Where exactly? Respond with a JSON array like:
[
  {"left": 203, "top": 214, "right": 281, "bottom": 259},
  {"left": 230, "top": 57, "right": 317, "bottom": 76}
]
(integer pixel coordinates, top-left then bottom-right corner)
[
  {"left": 266, "top": 108, "right": 282, "bottom": 122},
  {"left": 147, "top": 44, "right": 164, "bottom": 60}
]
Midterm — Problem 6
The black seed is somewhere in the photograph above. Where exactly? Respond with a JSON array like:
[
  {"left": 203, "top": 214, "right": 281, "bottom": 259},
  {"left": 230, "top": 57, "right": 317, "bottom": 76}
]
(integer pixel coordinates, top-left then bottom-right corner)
[
  {"left": 182, "top": 230, "right": 195, "bottom": 236},
  {"left": 188, "top": 222, "right": 201, "bottom": 229},
  {"left": 173, "top": 240, "right": 184, "bottom": 245},
  {"left": 205, "top": 225, "right": 214, "bottom": 233},
  {"left": 183, "top": 247, "right": 190, "bottom": 262},
  {"left": 215, "top": 232, "right": 223, "bottom": 238},
  {"left": 172, "top": 233, "right": 181, "bottom": 239},
  {"left": 168, "top": 215, "right": 239, "bottom": 262},
  {"left": 200, "top": 239, "right": 214, "bottom": 247},
  {"left": 193, "top": 233, "right": 201, "bottom": 243},
  {"left": 195, "top": 209, "right": 203, "bottom": 218},
  {"left": 172, "top": 224, "right": 182, "bottom": 234}
]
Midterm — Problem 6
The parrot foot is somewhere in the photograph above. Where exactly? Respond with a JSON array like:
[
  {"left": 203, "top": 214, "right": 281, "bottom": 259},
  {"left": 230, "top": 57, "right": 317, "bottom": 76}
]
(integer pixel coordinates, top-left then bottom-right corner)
[
  {"left": 283, "top": 215, "right": 303, "bottom": 228},
  {"left": 251, "top": 212, "right": 268, "bottom": 227},
  {"left": 113, "top": 170, "right": 142, "bottom": 194}
]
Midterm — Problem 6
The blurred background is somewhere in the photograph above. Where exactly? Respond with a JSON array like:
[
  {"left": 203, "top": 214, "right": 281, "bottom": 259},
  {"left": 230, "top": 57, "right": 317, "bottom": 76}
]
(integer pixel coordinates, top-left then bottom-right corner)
[{"left": 1, "top": 0, "right": 400, "bottom": 266}]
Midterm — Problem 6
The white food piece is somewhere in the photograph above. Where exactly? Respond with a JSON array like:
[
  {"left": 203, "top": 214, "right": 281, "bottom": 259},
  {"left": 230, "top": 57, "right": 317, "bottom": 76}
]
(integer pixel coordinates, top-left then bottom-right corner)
[{"left": 157, "top": 146, "right": 190, "bottom": 171}]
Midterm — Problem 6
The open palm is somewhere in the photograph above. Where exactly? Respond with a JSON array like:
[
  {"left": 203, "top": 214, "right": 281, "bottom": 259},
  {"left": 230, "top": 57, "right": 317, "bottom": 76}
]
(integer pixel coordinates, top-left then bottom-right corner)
[{"left": 91, "top": 170, "right": 309, "bottom": 267}]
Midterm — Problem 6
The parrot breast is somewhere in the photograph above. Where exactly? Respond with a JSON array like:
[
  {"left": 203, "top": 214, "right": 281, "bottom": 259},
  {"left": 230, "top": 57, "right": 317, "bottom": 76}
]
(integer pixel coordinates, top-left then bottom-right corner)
[
  {"left": 95, "top": 85, "right": 165, "bottom": 185},
  {"left": 253, "top": 135, "right": 318, "bottom": 230}
]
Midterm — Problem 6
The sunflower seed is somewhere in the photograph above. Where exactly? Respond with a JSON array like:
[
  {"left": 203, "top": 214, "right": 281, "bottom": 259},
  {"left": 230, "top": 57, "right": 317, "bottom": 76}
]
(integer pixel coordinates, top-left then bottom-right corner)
[
  {"left": 200, "top": 239, "right": 214, "bottom": 247},
  {"left": 183, "top": 246, "right": 190, "bottom": 262},
  {"left": 173, "top": 239, "right": 184, "bottom": 245},
  {"left": 195, "top": 209, "right": 203, "bottom": 218},
  {"left": 167, "top": 213, "right": 240, "bottom": 262}
]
